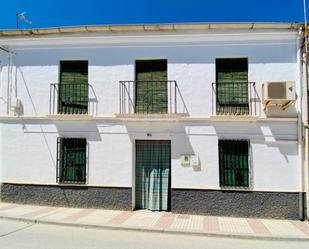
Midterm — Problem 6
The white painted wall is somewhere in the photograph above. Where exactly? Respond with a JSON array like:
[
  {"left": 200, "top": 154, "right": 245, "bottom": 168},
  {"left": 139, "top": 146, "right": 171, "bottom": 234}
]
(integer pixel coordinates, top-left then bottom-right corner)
[
  {"left": 0, "top": 35, "right": 299, "bottom": 117},
  {"left": 0, "top": 31, "right": 302, "bottom": 192},
  {"left": 0, "top": 120, "right": 300, "bottom": 191}
]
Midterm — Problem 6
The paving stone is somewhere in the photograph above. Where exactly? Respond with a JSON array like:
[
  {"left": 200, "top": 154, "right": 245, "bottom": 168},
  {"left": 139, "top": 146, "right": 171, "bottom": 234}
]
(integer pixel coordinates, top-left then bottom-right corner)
[
  {"left": 219, "top": 217, "right": 253, "bottom": 234},
  {"left": 0, "top": 202, "right": 309, "bottom": 239}
]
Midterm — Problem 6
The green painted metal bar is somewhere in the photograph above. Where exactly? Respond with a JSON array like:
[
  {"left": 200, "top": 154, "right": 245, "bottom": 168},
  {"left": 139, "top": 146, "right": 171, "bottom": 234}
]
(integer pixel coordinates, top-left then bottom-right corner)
[{"left": 219, "top": 140, "right": 249, "bottom": 187}]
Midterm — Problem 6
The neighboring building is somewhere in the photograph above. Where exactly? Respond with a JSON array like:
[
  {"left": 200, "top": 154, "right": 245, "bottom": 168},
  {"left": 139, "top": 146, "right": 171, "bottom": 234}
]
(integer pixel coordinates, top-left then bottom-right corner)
[
  {"left": 305, "top": 26, "right": 309, "bottom": 221},
  {"left": 0, "top": 23, "right": 307, "bottom": 220}
]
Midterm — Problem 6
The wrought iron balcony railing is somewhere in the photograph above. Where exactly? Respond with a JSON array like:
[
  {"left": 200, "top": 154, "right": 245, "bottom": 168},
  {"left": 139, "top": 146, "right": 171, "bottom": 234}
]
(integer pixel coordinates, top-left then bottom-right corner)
[
  {"left": 49, "top": 83, "right": 98, "bottom": 115},
  {"left": 119, "top": 80, "right": 189, "bottom": 116},
  {"left": 212, "top": 82, "right": 260, "bottom": 116}
]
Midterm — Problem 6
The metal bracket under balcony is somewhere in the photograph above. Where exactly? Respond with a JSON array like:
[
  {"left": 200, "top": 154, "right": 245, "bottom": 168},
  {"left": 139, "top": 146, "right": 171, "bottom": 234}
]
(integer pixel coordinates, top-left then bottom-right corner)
[
  {"left": 211, "top": 82, "right": 260, "bottom": 116},
  {"left": 49, "top": 83, "right": 98, "bottom": 116},
  {"left": 118, "top": 80, "right": 189, "bottom": 118}
]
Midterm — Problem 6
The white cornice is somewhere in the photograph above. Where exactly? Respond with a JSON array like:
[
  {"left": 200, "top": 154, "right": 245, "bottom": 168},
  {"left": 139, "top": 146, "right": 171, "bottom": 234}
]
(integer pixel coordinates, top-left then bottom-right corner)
[{"left": 0, "top": 31, "right": 299, "bottom": 48}]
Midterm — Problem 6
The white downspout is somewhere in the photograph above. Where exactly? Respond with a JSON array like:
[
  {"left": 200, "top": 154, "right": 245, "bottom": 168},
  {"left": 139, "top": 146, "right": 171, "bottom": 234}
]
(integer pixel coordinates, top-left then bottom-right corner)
[
  {"left": 6, "top": 52, "right": 13, "bottom": 115},
  {"left": 301, "top": 3, "right": 309, "bottom": 220},
  {"left": 303, "top": 52, "right": 309, "bottom": 221},
  {"left": 297, "top": 28, "right": 305, "bottom": 220},
  {"left": 303, "top": 27, "right": 309, "bottom": 220}
]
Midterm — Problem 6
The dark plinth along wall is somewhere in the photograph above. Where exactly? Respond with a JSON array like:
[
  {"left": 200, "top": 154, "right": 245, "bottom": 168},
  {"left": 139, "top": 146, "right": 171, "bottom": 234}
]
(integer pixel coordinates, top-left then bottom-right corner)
[
  {"left": 0, "top": 183, "right": 132, "bottom": 210},
  {"left": 171, "top": 189, "right": 303, "bottom": 220},
  {"left": 0, "top": 183, "right": 304, "bottom": 219}
]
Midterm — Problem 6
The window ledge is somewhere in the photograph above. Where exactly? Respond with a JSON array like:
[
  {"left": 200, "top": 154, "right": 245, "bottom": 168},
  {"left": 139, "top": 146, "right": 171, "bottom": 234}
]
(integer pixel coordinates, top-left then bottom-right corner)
[
  {"left": 47, "top": 114, "right": 94, "bottom": 120},
  {"left": 220, "top": 186, "right": 253, "bottom": 192},
  {"left": 208, "top": 116, "right": 297, "bottom": 123},
  {"left": 57, "top": 183, "right": 87, "bottom": 187},
  {"left": 115, "top": 113, "right": 189, "bottom": 119}
]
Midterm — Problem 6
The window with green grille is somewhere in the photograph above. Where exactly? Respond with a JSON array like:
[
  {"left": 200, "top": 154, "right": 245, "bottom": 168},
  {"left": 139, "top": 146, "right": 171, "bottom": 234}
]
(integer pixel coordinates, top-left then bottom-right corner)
[
  {"left": 57, "top": 138, "right": 87, "bottom": 184},
  {"left": 216, "top": 58, "right": 249, "bottom": 115},
  {"left": 219, "top": 140, "right": 249, "bottom": 187},
  {"left": 135, "top": 59, "right": 168, "bottom": 114},
  {"left": 58, "top": 61, "right": 88, "bottom": 114}
]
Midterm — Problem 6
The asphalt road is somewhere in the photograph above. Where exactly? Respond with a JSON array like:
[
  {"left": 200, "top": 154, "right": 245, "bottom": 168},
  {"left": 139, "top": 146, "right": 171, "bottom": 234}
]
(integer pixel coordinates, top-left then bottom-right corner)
[{"left": 0, "top": 219, "right": 308, "bottom": 249}]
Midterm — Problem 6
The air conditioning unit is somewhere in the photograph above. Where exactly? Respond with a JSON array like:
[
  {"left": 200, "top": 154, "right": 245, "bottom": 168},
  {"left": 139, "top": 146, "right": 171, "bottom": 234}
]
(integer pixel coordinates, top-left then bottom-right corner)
[{"left": 262, "top": 81, "right": 296, "bottom": 110}]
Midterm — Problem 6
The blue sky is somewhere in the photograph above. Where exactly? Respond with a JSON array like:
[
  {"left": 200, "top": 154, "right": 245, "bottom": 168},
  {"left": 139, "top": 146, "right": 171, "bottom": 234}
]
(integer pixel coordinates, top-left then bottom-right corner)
[{"left": 0, "top": 0, "right": 306, "bottom": 29}]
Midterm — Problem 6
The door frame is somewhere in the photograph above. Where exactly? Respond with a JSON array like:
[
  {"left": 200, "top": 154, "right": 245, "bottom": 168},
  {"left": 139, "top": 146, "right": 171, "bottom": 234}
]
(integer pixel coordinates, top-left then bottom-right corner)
[{"left": 133, "top": 139, "right": 172, "bottom": 211}]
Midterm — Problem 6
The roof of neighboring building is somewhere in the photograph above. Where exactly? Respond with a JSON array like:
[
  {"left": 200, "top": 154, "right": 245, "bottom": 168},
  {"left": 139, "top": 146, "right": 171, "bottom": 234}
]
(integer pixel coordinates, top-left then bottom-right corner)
[{"left": 0, "top": 22, "right": 303, "bottom": 37}]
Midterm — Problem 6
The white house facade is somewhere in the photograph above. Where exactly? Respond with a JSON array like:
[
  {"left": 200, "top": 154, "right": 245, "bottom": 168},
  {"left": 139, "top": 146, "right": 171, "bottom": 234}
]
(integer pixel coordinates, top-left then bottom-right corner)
[{"left": 0, "top": 23, "right": 308, "bottom": 220}]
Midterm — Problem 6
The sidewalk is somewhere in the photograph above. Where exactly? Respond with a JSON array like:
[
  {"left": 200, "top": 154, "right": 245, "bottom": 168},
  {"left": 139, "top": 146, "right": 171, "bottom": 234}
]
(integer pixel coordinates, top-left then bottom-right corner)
[{"left": 0, "top": 202, "right": 309, "bottom": 241}]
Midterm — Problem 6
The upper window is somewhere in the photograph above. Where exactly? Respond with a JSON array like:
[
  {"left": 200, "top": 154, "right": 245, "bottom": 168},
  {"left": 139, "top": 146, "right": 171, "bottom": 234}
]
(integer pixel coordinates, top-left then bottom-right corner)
[
  {"left": 215, "top": 58, "right": 249, "bottom": 115},
  {"left": 135, "top": 59, "right": 168, "bottom": 114},
  {"left": 57, "top": 138, "right": 87, "bottom": 184},
  {"left": 219, "top": 140, "right": 250, "bottom": 188},
  {"left": 58, "top": 61, "right": 88, "bottom": 114}
]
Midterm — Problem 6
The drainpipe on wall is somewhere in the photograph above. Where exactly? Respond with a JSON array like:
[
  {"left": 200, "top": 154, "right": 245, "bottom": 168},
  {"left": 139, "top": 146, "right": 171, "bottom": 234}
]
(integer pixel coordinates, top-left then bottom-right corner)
[
  {"left": 305, "top": 126, "right": 309, "bottom": 220},
  {"left": 297, "top": 28, "right": 306, "bottom": 220},
  {"left": 7, "top": 52, "right": 13, "bottom": 116},
  {"left": 0, "top": 46, "right": 15, "bottom": 116},
  {"left": 303, "top": 54, "right": 309, "bottom": 221},
  {"left": 0, "top": 46, "right": 14, "bottom": 201},
  {"left": 304, "top": 26, "right": 309, "bottom": 221}
]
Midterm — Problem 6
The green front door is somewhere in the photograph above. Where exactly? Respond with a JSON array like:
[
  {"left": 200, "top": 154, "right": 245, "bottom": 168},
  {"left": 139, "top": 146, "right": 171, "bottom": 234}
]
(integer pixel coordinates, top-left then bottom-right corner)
[
  {"left": 135, "top": 140, "right": 171, "bottom": 211},
  {"left": 135, "top": 59, "right": 168, "bottom": 114}
]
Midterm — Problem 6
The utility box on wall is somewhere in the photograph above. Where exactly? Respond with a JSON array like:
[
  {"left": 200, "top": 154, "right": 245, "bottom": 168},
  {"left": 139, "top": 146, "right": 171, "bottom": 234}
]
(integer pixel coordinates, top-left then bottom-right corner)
[
  {"left": 191, "top": 155, "right": 200, "bottom": 167},
  {"left": 180, "top": 154, "right": 201, "bottom": 171},
  {"left": 180, "top": 155, "right": 191, "bottom": 166}
]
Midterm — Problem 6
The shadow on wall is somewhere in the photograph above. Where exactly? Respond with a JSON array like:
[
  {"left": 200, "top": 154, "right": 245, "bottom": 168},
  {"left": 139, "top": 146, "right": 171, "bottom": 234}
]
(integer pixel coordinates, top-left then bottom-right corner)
[
  {"left": 6, "top": 118, "right": 297, "bottom": 179},
  {"left": 16, "top": 66, "right": 100, "bottom": 116},
  {"left": 264, "top": 105, "right": 298, "bottom": 118},
  {"left": 172, "top": 133, "right": 202, "bottom": 172},
  {"left": 123, "top": 121, "right": 298, "bottom": 175},
  {"left": 13, "top": 43, "right": 297, "bottom": 67},
  {"left": 211, "top": 81, "right": 263, "bottom": 117},
  {"left": 6, "top": 120, "right": 105, "bottom": 174},
  {"left": 11, "top": 46, "right": 297, "bottom": 118},
  {"left": 54, "top": 122, "right": 102, "bottom": 141},
  {"left": 124, "top": 122, "right": 202, "bottom": 172},
  {"left": 15, "top": 67, "right": 38, "bottom": 116},
  {"left": 213, "top": 122, "right": 298, "bottom": 160},
  {"left": 51, "top": 120, "right": 298, "bottom": 170},
  {"left": 49, "top": 83, "right": 99, "bottom": 116},
  {"left": 124, "top": 122, "right": 193, "bottom": 157}
]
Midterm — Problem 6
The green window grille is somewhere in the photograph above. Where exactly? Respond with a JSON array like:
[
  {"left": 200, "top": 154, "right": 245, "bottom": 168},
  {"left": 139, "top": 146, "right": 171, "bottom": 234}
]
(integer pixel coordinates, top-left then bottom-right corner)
[
  {"left": 219, "top": 140, "right": 249, "bottom": 187},
  {"left": 135, "top": 59, "right": 168, "bottom": 114},
  {"left": 57, "top": 138, "right": 87, "bottom": 184},
  {"left": 216, "top": 58, "right": 249, "bottom": 115},
  {"left": 58, "top": 61, "right": 88, "bottom": 114}
]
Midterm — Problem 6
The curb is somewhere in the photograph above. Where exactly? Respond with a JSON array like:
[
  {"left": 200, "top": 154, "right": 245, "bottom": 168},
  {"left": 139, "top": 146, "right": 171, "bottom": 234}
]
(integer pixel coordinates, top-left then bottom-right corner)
[{"left": 1, "top": 215, "right": 309, "bottom": 242}]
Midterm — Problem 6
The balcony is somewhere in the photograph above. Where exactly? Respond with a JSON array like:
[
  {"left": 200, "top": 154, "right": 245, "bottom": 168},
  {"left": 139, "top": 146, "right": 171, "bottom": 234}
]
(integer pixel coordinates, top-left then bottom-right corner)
[
  {"left": 118, "top": 80, "right": 188, "bottom": 117},
  {"left": 212, "top": 82, "right": 259, "bottom": 116},
  {"left": 49, "top": 83, "right": 98, "bottom": 115}
]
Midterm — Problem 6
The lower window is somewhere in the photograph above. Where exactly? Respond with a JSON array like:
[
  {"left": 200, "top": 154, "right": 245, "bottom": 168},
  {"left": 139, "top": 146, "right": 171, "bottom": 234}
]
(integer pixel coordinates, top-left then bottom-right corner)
[
  {"left": 219, "top": 140, "right": 249, "bottom": 187},
  {"left": 57, "top": 138, "right": 87, "bottom": 184}
]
